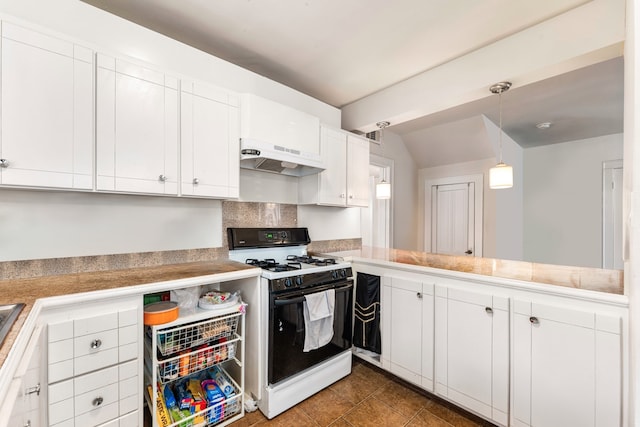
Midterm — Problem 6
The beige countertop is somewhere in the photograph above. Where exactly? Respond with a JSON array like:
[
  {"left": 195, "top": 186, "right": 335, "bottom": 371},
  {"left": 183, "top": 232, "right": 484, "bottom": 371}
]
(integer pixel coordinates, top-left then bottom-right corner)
[
  {"left": 0, "top": 260, "right": 258, "bottom": 370},
  {"left": 333, "top": 246, "right": 624, "bottom": 295}
]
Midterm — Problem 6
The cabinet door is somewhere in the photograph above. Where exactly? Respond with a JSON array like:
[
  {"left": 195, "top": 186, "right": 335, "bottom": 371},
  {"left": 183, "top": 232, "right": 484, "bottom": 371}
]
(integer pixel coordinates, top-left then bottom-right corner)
[
  {"left": 388, "top": 277, "right": 431, "bottom": 386},
  {"left": 346, "top": 134, "right": 369, "bottom": 207},
  {"left": 317, "top": 126, "right": 347, "bottom": 206},
  {"left": 96, "top": 54, "right": 178, "bottom": 195},
  {"left": 1, "top": 22, "right": 93, "bottom": 190},
  {"left": 181, "top": 81, "right": 239, "bottom": 198},
  {"left": 512, "top": 300, "right": 621, "bottom": 427},
  {"left": 435, "top": 286, "right": 509, "bottom": 425}
]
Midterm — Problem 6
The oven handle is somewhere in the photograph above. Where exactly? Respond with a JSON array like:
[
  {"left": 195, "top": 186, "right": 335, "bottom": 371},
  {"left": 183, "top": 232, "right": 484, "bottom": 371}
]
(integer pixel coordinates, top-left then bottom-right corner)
[{"left": 273, "top": 282, "right": 353, "bottom": 306}]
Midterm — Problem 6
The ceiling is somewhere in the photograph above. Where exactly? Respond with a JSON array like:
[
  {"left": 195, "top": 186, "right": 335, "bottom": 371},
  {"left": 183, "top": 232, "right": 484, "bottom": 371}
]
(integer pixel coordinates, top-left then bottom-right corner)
[{"left": 80, "top": 0, "right": 623, "bottom": 167}]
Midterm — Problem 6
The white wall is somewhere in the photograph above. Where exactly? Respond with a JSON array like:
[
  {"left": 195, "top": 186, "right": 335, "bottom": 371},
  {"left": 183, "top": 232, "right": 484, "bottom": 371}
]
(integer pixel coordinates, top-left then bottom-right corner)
[
  {"left": 0, "top": 0, "right": 342, "bottom": 261},
  {"left": 0, "top": 189, "right": 222, "bottom": 261},
  {"left": 524, "top": 133, "right": 624, "bottom": 268},
  {"left": 369, "top": 131, "right": 419, "bottom": 250},
  {"left": 484, "top": 117, "right": 525, "bottom": 261}
]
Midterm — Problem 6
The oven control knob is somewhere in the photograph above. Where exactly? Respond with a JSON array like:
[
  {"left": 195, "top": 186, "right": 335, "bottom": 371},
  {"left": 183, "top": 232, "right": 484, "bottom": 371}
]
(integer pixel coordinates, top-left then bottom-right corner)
[
  {"left": 284, "top": 278, "right": 293, "bottom": 288},
  {"left": 339, "top": 268, "right": 347, "bottom": 278},
  {"left": 295, "top": 276, "right": 303, "bottom": 286},
  {"left": 331, "top": 270, "right": 339, "bottom": 280}
]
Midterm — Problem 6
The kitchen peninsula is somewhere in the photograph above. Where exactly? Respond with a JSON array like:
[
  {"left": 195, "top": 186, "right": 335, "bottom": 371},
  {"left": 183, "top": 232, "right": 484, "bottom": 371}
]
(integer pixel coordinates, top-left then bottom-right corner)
[{"left": 0, "top": 248, "right": 627, "bottom": 426}]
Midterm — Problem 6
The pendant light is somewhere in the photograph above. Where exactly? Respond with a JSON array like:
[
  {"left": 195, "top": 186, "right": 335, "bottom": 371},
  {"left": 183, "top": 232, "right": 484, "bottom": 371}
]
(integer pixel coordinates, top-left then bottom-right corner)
[
  {"left": 489, "top": 81, "right": 513, "bottom": 189},
  {"left": 375, "top": 121, "right": 391, "bottom": 199}
]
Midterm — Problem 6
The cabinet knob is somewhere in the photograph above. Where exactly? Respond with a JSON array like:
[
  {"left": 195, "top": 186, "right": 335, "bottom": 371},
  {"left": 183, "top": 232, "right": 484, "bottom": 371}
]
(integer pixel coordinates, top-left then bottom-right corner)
[
  {"left": 193, "top": 177, "right": 199, "bottom": 185},
  {"left": 340, "top": 193, "right": 345, "bottom": 198},
  {"left": 158, "top": 174, "right": 167, "bottom": 182},
  {"left": 25, "top": 383, "right": 40, "bottom": 396},
  {"left": 416, "top": 292, "right": 423, "bottom": 299},
  {"left": 485, "top": 307, "right": 493, "bottom": 314},
  {"left": 349, "top": 195, "right": 353, "bottom": 199},
  {"left": 92, "top": 396, "right": 104, "bottom": 407},
  {"left": 23, "top": 421, "right": 31, "bottom": 427},
  {"left": 465, "top": 249, "right": 473, "bottom": 255},
  {"left": 0, "top": 159, "right": 8, "bottom": 168},
  {"left": 90, "top": 339, "right": 102, "bottom": 349},
  {"left": 529, "top": 316, "right": 540, "bottom": 325}
]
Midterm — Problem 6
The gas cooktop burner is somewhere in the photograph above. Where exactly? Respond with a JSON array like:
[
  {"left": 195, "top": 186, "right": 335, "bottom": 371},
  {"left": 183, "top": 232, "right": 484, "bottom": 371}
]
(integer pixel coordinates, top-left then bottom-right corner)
[
  {"left": 246, "top": 258, "right": 302, "bottom": 272},
  {"left": 286, "top": 255, "right": 337, "bottom": 266}
]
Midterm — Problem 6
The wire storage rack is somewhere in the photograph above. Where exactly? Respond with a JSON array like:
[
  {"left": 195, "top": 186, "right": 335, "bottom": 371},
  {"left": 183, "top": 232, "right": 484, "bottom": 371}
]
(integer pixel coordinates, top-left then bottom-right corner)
[{"left": 145, "top": 302, "right": 245, "bottom": 427}]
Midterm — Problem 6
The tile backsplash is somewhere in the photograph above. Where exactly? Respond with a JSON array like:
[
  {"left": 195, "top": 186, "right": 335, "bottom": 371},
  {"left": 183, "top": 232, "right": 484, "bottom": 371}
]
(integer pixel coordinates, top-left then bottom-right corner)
[{"left": 1, "top": 201, "right": 361, "bottom": 280}]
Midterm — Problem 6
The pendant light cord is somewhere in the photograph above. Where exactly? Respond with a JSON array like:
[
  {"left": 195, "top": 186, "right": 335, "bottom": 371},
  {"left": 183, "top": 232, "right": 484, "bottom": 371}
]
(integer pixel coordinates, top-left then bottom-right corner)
[{"left": 498, "top": 88, "right": 503, "bottom": 164}]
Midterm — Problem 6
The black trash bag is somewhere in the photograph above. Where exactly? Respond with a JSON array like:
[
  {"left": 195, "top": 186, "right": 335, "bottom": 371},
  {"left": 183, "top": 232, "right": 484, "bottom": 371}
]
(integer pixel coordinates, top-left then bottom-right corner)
[{"left": 353, "top": 272, "right": 381, "bottom": 354}]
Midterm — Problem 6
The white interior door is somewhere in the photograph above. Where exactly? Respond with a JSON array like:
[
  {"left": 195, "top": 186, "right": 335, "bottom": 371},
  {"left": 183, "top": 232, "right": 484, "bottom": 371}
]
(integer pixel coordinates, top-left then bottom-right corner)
[
  {"left": 603, "top": 160, "right": 623, "bottom": 269},
  {"left": 432, "top": 183, "right": 474, "bottom": 256},
  {"left": 425, "top": 174, "right": 483, "bottom": 257}
]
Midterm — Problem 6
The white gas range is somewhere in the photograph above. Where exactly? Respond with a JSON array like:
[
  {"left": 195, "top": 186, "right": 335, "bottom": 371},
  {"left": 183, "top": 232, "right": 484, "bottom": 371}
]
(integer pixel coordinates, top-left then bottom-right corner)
[{"left": 228, "top": 227, "right": 353, "bottom": 419}]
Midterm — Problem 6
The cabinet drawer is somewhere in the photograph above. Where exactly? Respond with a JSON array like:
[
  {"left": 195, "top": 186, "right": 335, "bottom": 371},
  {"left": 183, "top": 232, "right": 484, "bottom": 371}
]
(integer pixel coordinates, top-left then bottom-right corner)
[
  {"left": 74, "top": 382, "right": 118, "bottom": 416},
  {"left": 74, "top": 328, "right": 118, "bottom": 357},
  {"left": 49, "top": 360, "right": 74, "bottom": 384},
  {"left": 75, "top": 347, "right": 119, "bottom": 376},
  {"left": 50, "top": 419, "right": 74, "bottom": 427},
  {"left": 49, "top": 396, "right": 74, "bottom": 425},
  {"left": 75, "top": 401, "right": 119, "bottom": 426},
  {"left": 74, "top": 365, "right": 118, "bottom": 396},
  {"left": 74, "top": 312, "right": 118, "bottom": 337}
]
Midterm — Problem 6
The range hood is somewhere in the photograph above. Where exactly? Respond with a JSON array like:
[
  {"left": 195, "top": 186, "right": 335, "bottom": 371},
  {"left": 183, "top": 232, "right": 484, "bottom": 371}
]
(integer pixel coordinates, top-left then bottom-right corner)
[{"left": 239, "top": 138, "right": 325, "bottom": 176}]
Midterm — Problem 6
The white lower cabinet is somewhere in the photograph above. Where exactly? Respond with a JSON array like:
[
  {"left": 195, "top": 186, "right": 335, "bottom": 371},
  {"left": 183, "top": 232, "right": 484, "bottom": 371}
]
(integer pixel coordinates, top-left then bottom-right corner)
[
  {"left": 512, "top": 299, "right": 622, "bottom": 427},
  {"left": 381, "top": 274, "right": 434, "bottom": 390},
  {"left": 44, "top": 297, "right": 142, "bottom": 427},
  {"left": 1, "top": 325, "right": 46, "bottom": 427},
  {"left": 353, "top": 261, "right": 626, "bottom": 427},
  {"left": 434, "top": 284, "right": 509, "bottom": 426}
]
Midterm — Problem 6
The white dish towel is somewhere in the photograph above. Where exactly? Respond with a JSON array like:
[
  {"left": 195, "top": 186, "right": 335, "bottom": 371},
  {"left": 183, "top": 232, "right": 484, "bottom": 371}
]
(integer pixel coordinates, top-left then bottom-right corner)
[{"left": 303, "top": 289, "right": 335, "bottom": 352}]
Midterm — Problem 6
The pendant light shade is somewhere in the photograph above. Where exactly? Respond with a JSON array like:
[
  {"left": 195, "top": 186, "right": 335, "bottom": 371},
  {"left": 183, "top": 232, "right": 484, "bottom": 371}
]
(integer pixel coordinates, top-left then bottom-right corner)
[
  {"left": 376, "top": 179, "right": 391, "bottom": 199},
  {"left": 375, "top": 121, "right": 391, "bottom": 199},
  {"left": 489, "top": 82, "right": 513, "bottom": 190},
  {"left": 489, "top": 162, "right": 513, "bottom": 189}
]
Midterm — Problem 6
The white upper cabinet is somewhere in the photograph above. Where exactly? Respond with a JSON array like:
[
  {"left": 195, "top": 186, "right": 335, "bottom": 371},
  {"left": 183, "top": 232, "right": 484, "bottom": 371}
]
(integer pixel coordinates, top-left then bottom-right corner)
[
  {"left": 435, "top": 285, "right": 509, "bottom": 426},
  {"left": 346, "top": 133, "right": 369, "bottom": 207},
  {"left": 240, "top": 93, "right": 320, "bottom": 155},
  {"left": 96, "top": 54, "right": 179, "bottom": 195},
  {"left": 0, "top": 22, "right": 93, "bottom": 190},
  {"left": 512, "top": 299, "right": 622, "bottom": 427},
  {"left": 181, "top": 80, "right": 239, "bottom": 198},
  {"left": 298, "top": 125, "right": 370, "bottom": 207}
]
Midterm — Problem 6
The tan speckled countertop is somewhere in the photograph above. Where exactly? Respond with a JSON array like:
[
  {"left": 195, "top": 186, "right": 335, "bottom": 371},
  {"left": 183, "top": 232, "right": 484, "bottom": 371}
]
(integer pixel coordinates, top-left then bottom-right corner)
[
  {"left": 0, "top": 260, "right": 258, "bottom": 370},
  {"left": 332, "top": 246, "right": 624, "bottom": 295}
]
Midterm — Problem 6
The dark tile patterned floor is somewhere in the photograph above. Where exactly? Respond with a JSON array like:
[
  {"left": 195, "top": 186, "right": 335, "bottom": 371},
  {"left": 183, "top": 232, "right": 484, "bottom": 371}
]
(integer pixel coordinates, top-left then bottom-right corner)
[{"left": 228, "top": 359, "right": 494, "bottom": 427}]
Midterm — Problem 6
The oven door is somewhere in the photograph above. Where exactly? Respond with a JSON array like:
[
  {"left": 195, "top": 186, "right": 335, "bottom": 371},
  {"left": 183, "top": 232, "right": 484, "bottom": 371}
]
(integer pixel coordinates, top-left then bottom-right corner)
[{"left": 268, "top": 280, "right": 353, "bottom": 385}]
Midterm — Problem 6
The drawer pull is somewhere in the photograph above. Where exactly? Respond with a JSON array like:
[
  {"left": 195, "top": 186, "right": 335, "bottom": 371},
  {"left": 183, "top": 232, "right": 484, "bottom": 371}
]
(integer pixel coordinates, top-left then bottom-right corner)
[
  {"left": 25, "top": 383, "right": 40, "bottom": 396},
  {"left": 90, "top": 339, "right": 102, "bottom": 349},
  {"left": 416, "top": 292, "right": 423, "bottom": 299},
  {"left": 485, "top": 307, "right": 493, "bottom": 314},
  {"left": 530, "top": 316, "right": 540, "bottom": 325},
  {"left": 23, "top": 421, "right": 31, "bottom": 427},
  {"left": 93, "top": 396, "right": 104, "bottom": 407}
]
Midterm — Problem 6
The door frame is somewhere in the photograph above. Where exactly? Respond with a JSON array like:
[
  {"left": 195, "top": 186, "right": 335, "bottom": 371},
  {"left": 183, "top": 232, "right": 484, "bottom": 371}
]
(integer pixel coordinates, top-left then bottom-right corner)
[
  {"left": 364, "top": 154, "right": 393, "bottom": 248},
  {"left": 424, "top": 174, "right": 483, "bottom": 256},
  {"left": 603, "top": 159, "right": 623, "bottom": 269}
]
